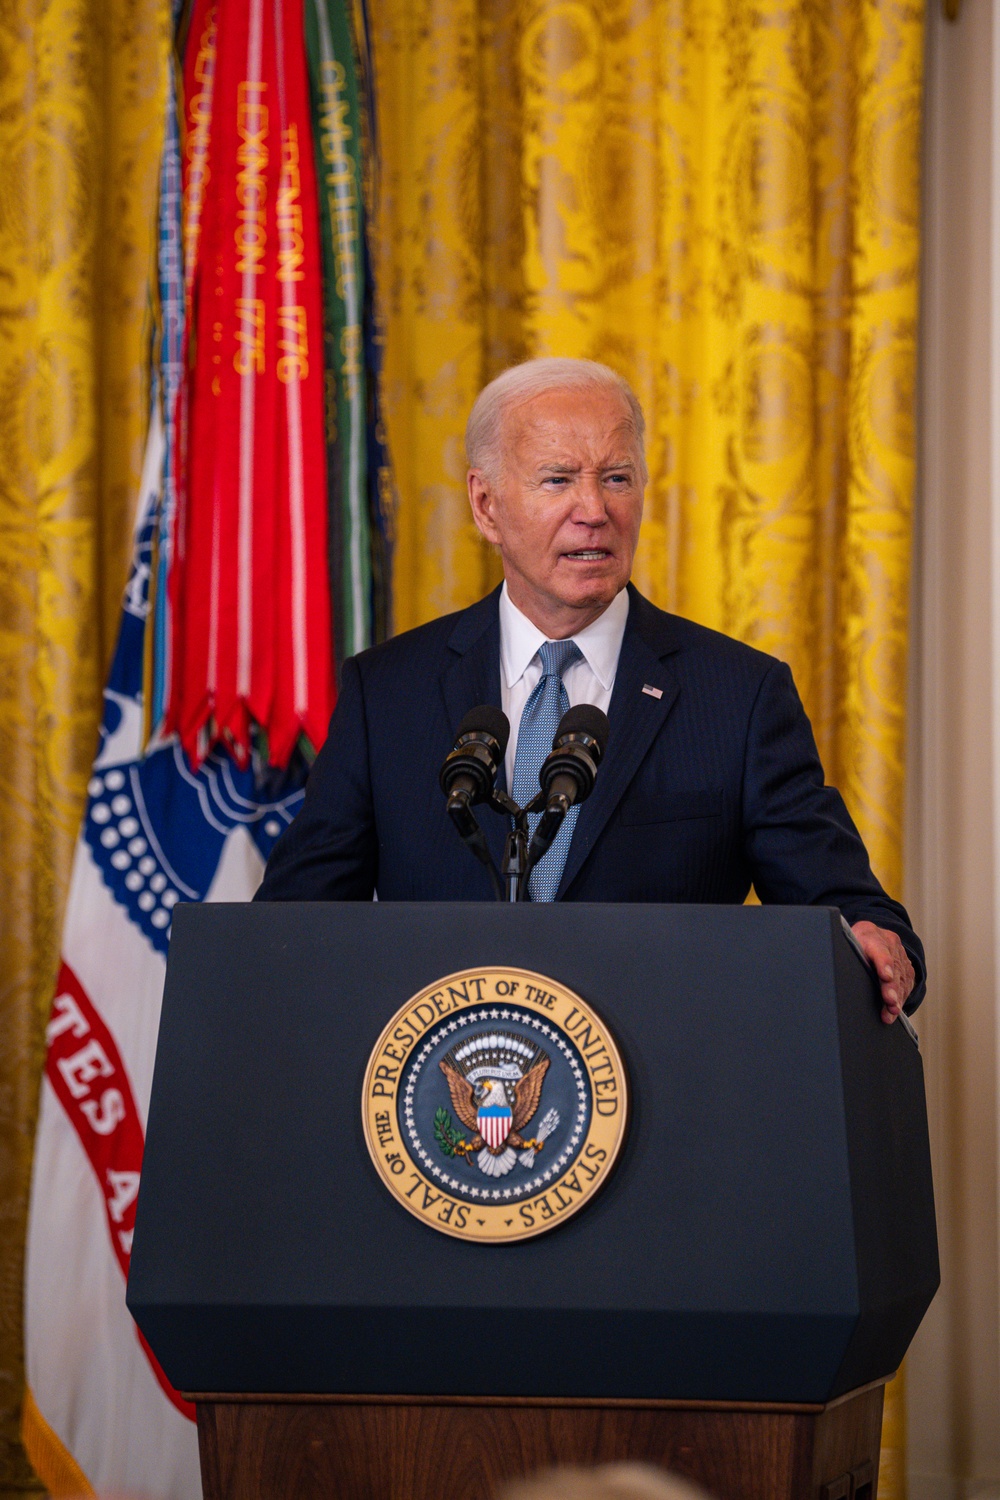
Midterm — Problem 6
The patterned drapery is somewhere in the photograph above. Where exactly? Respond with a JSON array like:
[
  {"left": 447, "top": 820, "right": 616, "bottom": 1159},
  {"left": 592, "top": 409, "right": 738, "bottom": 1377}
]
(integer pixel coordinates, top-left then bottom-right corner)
[
  {"left": 0, "top": 0, "right": 169, "bottom": 1488},
  {"left": 371, "top": 3, "right": 921, "bottom": 1491},
  {"left": 0, "top": 0, "right": 920, "bottom": 1492}
]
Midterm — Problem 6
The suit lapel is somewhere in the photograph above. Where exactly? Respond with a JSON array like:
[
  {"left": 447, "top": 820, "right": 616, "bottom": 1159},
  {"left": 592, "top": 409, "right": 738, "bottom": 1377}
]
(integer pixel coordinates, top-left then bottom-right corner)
[
  {"left": 440, "top": 589, "right": 508, "bottom": 874},
  {"left": 556, "top": 590, "right": 681, "bottom": 898}
]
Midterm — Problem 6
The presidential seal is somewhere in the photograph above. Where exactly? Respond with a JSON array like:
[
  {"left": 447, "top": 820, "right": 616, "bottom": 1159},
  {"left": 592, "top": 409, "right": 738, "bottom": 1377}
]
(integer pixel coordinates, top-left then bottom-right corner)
[{"left": 362, "top": 967, "right": 628, "bottom": 1243}]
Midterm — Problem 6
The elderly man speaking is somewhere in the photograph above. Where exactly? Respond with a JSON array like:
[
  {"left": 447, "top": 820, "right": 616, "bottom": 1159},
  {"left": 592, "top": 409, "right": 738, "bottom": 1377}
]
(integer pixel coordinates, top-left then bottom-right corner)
[{"left": 256, "top": 357, "right": 923, "bottom": 1020}]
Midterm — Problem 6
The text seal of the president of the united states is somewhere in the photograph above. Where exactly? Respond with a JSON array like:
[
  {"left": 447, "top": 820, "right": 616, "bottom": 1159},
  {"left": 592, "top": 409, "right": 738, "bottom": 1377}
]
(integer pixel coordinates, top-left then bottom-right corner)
[{"left": 363, "top": 967, "right": 628, "bottom": 1242}]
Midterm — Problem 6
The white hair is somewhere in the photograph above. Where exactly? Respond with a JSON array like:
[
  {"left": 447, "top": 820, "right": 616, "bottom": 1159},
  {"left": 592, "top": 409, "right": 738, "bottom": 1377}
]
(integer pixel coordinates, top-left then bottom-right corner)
[{"left": 465, "top": 357, "right": 647, "bottom": 482}]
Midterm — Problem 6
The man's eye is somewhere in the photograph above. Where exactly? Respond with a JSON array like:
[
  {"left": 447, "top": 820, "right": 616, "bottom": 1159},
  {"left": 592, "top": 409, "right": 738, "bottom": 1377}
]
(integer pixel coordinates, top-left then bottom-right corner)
[
  {"left": 606, "top": 473, "right": 630, "bottom": 485},
  {"left": 544, "top": 475, "right": 570, "bottom": 486}
]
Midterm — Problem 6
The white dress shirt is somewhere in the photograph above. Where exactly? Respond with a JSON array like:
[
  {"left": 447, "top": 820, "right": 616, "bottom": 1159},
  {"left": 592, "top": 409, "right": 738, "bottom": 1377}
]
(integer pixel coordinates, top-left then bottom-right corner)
[{"left": 499, "top": 582, "right": 630, "bottom": 788}]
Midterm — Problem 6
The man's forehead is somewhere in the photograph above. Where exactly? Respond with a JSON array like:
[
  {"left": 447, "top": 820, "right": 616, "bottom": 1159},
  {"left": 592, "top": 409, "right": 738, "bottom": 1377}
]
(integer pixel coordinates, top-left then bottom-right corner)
[{"left": 506, "top": 390, "right": 640, "bottom": 456}]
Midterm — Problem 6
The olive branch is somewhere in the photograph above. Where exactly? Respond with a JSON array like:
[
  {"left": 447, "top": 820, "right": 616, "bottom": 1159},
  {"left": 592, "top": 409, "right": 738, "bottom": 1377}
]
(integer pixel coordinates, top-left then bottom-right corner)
[{"left": 434, "top": 1106, "right": 467, "bottom": 1158}]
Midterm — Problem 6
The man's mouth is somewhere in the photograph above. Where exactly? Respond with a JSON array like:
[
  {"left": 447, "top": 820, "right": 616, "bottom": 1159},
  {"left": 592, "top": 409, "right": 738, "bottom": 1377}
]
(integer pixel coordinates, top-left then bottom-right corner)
[{"left": 564, "top": 549, "right": 611, "bottom": 561}]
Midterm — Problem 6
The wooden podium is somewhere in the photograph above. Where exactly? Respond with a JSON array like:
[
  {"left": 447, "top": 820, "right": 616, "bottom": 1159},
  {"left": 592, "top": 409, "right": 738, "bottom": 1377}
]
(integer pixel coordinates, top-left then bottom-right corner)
[
  {"left": 129, "top": 903, "right": 938, "bottom": 1500},
  {"left": 190, "top": 1387, "right": 886, "bottom": 1500}
]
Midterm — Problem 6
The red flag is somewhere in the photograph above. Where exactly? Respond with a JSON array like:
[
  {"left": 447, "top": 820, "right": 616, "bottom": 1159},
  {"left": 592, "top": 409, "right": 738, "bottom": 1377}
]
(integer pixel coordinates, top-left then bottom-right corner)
[
  {"left": 270, "top": 0, "right": 334, "bottom": 763},
  {"left": 168, "top": 0, "right": 335, "bottom": 767}
]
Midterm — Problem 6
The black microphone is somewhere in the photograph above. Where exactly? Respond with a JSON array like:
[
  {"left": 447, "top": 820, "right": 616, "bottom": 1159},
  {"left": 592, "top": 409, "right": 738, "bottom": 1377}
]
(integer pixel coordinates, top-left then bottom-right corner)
[
  {"left": 539, "top": 703, "right": 609, "bottom": 807},
  {"left": 526, "top": 705, "right": 610, "bottom": 870},
  {"left": 440, "top": 707, "right": 509, "bottom": 901},
  {"left": 439, "top": 705, "right": 510, "bottom": 812}
]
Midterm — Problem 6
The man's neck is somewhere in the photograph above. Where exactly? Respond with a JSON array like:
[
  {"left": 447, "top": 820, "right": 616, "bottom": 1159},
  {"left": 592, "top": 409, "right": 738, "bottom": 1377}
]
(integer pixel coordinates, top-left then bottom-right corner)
[{"left": 502, "top": 579, "right": 624, "bottom": 639}]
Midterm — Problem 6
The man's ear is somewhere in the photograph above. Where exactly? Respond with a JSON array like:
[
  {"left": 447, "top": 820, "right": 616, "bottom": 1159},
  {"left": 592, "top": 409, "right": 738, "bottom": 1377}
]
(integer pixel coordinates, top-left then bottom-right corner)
[{"left": 468, "top": 469, "right": 503, "bottom": 545}]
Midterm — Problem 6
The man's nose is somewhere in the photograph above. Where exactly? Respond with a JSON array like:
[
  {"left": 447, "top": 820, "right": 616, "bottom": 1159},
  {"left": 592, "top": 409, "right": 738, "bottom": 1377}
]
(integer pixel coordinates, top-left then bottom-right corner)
[{"left": 572, "top": 473, "right": 609, "bottom": 522}]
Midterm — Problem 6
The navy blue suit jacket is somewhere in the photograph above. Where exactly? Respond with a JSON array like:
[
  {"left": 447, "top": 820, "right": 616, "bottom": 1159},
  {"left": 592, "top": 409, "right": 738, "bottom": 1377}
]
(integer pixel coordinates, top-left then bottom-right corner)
[{"left": 256, "top": 584, "right": 925, "bottom": 1009}]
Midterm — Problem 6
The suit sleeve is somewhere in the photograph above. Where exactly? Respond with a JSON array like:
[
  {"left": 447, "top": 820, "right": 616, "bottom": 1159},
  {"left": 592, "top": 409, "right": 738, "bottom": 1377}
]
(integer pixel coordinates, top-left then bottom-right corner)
[
  {"left": 254, "top": 655, "right": 377, "bottom": 901},
  {"left": 743, "top": 659, "right": 926, "bottom": 1011}
]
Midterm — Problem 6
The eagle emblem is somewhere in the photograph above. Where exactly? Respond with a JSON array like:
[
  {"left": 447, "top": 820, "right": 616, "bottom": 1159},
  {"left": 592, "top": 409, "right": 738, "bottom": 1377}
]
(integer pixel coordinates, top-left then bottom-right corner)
[
  {"left": 365, "top": 969, "right": 629, "bottom": 1243},
  {"left": 438, "top": 1029, "right": 560, "bottom": 1178}
]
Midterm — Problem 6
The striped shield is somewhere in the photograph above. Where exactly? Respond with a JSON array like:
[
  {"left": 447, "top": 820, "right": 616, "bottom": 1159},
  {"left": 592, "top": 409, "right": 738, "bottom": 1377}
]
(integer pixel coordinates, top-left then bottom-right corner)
[{"left": 477, "top": 1101, "right": 513, "bottom": 1152}]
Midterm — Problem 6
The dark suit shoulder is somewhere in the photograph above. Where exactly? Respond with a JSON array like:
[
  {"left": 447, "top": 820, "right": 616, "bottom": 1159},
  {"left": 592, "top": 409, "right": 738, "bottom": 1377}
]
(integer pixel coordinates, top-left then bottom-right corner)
[{"left": 629, "top": 587, "right": 784, "bottom": 686}]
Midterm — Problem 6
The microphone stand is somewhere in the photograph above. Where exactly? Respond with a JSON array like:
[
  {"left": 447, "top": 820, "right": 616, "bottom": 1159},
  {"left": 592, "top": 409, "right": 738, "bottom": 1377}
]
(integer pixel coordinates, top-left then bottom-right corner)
[
  {"left": 490, "top": 788, "right": 556, "bottom": 903},
  {"left": 490, "top": 790, "right": 529, "bottom": 902},
  {"left": 447, "top": 788, "right": 570, "bottom": 904}
]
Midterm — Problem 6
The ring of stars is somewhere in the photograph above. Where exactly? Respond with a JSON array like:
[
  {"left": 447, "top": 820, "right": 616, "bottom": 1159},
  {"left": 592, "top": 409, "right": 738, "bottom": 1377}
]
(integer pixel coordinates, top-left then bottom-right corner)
[{"left": 399, "top": 1006, "right": 590, "bottom": 1203}]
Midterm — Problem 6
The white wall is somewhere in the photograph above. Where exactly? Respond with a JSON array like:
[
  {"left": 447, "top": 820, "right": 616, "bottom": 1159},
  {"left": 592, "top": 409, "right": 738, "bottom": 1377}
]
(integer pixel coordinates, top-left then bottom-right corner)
[{"left": 906, "top": 2, "right": 1000, "bottom": 1495}]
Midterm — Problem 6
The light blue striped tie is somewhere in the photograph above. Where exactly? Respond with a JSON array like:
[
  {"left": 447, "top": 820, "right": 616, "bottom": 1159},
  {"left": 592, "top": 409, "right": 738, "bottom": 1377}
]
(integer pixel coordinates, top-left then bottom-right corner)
[{"left": 511, "top": 639, "right": 582, "bottom": 902}]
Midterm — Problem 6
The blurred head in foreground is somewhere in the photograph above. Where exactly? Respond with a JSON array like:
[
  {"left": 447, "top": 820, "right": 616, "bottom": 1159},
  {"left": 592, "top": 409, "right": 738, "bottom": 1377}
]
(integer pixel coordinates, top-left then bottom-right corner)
[{"left": 497, "top": 1462, "right": 713, "bottom": 1500}]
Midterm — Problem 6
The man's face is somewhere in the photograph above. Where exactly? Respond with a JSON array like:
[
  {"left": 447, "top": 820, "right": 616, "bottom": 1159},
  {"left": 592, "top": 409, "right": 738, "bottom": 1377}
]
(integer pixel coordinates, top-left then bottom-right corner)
[{"left": 467, "top": 385, "right": 645, "bottom": 635}]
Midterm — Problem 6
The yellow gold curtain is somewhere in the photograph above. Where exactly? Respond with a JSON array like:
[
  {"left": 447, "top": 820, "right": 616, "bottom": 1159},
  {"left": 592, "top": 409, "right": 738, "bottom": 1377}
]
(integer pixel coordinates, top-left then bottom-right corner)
[
  {"left": 0, "top": 0, "right": 168, "bottom": 1488},
  {"left": 0, "top": 0, "right": 919, "bottom": 1492},
  {"left": 371, "top": 1, "right": 921, "bottom": 1492}
]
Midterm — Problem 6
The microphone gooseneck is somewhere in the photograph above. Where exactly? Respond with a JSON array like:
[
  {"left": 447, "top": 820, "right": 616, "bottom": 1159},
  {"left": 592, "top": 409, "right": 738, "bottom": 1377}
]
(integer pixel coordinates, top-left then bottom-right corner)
[{"left": 439, "top": 706, "right": 510, "bottom": 900}]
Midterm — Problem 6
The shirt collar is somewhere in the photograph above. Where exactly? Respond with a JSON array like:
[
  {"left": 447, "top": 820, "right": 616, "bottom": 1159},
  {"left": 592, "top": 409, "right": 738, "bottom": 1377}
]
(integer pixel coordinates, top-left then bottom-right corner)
[{"left": 499, "top": 582, "right": 630, "bottom": 691}]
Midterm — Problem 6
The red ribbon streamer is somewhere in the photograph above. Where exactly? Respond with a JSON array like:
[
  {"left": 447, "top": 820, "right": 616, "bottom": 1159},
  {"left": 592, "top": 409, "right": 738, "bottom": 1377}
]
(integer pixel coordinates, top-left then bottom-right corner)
[{"left": 168, "top": 0, "right": 335, "bottom": 768}]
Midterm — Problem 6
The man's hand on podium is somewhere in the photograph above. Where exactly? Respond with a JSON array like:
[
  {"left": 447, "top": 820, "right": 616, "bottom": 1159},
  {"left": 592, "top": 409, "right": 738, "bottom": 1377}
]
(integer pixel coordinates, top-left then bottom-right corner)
[{"left": 851, "top": 921, "right": 916, "bottom": 1024}]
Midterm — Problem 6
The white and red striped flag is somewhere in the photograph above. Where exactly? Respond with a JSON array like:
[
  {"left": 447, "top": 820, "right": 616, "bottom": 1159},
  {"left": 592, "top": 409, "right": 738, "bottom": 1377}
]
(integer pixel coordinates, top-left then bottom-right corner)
[
  {"left": 22, "top": 410, "right": 308, "bottom": 1497},
  {"left": 20, "top": 0, "right": 345, "bottom": 1486}
]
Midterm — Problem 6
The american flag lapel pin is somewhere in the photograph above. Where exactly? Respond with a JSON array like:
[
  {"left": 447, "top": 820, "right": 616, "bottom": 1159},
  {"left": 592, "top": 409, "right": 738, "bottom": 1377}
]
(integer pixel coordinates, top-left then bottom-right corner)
[{"left": 642, "top": 684, "right": 664, "bottom": 699}]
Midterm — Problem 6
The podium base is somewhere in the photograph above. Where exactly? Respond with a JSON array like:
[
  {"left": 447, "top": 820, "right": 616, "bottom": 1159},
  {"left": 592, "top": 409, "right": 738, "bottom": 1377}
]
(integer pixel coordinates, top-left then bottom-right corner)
[{"left": 190, "top": 1380, "right": 886, "bottom": 1500}]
